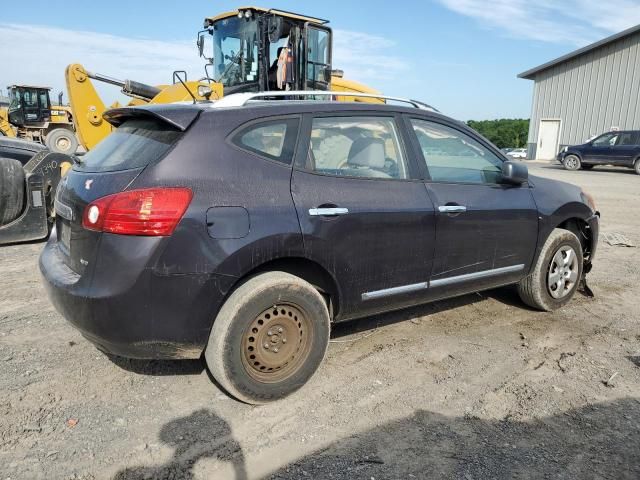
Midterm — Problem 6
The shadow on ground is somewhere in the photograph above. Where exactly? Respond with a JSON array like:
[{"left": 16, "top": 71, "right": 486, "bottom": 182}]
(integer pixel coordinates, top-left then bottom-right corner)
[
  {"left": 113, "top": 409, "right": 247, "bottom": 480},
  {"left": 264, "top": 398, "right": 640, "bottom": 479},
  {"left": 106, "top": 355, "right": 205, "bottom": 377},
  {"left": 331, "top": 286, "right": 527, "bottom": 339},
  {"left": 112, "top": 399, "right": 640, "bottom": 479}
]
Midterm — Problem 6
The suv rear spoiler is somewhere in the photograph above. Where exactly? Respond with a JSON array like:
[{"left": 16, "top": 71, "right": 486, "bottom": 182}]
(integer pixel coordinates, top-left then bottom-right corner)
[{"left": 103, "top": 105, "right": 203, "bottom": 131}]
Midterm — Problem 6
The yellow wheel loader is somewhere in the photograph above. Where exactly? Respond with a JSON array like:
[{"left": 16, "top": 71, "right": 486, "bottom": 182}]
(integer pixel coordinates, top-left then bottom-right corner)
[
  {"left": 66, "top": 7, "right": 383, "bottom": 152},
  {"left": 0, "top": 85, "right": 78, "bottom": 154},
  {"left": 197, "top": 7, "right": 382, "bottom": 100}
]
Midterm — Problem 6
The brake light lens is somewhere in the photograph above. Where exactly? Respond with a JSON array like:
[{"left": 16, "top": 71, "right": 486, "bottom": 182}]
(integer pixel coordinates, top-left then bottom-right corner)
[{"left": 82, "top": 187, "right": 193, "bottom": 236}]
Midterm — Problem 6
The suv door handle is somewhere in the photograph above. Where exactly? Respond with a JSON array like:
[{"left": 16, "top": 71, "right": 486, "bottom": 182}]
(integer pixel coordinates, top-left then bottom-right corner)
[
  {"left": 309, "top": 207, "right": 349, "bottom": 216},
  {"left": 438, "top": 205, "right": 467, "bottom": 213}
]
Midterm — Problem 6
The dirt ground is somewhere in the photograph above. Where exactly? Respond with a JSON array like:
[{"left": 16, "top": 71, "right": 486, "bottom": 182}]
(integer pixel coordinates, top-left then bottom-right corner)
[{"left": 1, "top": 162, "right": 639, "bottom": 480}]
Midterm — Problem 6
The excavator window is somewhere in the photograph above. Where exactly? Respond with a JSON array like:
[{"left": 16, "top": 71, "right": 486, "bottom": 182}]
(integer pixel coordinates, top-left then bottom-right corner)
[
  {"left": 305, "top": 26, "right": 331, "bottom": 90},
  {"left": 38, "top": 90, "right": 51, "bottom": 110},
  {"left": 23, "top": 90, "right": 38, "bottom": 108},
  {"left": 211, "top": 16, "right": 260, "bottom": 89}
]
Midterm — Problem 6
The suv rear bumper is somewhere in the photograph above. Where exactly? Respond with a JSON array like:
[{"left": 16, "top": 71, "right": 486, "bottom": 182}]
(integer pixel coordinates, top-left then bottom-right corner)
[{"left": 39, "top": 232, "right": 235, "bottom": 359}]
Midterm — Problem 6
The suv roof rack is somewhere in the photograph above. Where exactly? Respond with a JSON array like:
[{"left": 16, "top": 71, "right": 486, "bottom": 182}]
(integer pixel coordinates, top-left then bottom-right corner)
[{"left": 211, "top": 91, "right": 439, "bottom": 112}]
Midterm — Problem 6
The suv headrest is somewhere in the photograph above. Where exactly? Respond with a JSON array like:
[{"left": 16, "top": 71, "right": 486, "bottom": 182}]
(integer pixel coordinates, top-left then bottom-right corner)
[{"left": 347, "top": 137, "right": 385, "bottom": 169}]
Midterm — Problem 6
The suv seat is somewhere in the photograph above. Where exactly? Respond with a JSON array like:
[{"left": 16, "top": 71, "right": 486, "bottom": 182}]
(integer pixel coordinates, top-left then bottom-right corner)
[{"left": 344, "top": 137, "right": 391, "bottom": 178}]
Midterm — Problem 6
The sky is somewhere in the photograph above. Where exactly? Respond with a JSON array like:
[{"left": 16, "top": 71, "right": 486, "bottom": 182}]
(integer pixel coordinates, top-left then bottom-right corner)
[{"left": 1, "top": 0, "right": 639, "bottom": 121}]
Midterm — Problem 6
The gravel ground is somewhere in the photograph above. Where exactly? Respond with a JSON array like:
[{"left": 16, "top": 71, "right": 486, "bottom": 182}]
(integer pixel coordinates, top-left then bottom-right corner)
[{"left": 1, "top": 162, "right": 639, "bottom": 480}]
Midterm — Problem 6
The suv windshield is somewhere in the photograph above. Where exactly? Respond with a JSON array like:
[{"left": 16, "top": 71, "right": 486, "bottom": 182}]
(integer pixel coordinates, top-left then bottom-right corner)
[
  {"left": 211, "top": 17, "right": 259, "bottom": 88},
  {"left": 75, "top": 119, "right": 182, "bottom": 173}
]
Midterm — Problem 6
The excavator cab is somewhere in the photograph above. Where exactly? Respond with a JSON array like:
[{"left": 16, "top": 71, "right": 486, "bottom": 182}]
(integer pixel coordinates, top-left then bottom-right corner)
[
  {"left": 198, "top": 7, "right": 333, "bottom": 95},
  {"left": 7, "top": 85, "right": 52, "bottom": 127}
]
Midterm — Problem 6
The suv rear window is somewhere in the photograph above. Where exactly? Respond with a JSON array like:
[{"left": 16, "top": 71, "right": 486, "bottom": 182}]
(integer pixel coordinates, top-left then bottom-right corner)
[
  {"left": 231, "top": 118, "right": 299, "bottom": 165},
  {"left": 74, "top": 119, "right": 182, "bottom": 173}
]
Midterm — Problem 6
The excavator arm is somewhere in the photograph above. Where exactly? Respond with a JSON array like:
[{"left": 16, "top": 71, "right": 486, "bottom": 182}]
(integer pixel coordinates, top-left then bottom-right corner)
[
  {"left": 65, "top": 64, "right": 114, "bottom": 151},
  {"left": 65, "top": 64, "right": 221, "bottom": 151}
]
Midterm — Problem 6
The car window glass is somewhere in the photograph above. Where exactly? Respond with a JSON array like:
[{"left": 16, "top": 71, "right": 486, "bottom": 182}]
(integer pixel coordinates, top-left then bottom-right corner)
[
  {"left": 593, "top": 133, "right": 618, "bottom": 146},
  {"left": 23, "top": 90, "right": 38, "bottom": 108},
  {"left": 307, "top": 117, "right": 409, "bottom": 179},
  {"left": 233, "top": 118, "right": 299, "bottom": 164},
  {"left": 617, "top": 132, "right": 635, "bottom": 146},
  {"left": 38, "top": 91, "right": 49, "bottom": 109},
  {"left": 74, "top": 119, "right": 182, "bottom": 173},
  {"left": 410, "top": 119, "right": 502, "bottom": 184}
]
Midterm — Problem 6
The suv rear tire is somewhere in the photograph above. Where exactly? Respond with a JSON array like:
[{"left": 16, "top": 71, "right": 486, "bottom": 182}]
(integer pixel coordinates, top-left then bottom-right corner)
[
  {"left": 634, "top": 158, "right": 640, "bottom": 175},
  {"left": 563, "top": 154, "right": 581, "bottom": 171},
  {"left": 0, "top": 157, "right": 25, "bottom": 226},
  {"left": 205, "top": 271, "right": 331, "bottom": 404},
  {"left": 517, "top": 228, "right": 583, "bottom": 311}
]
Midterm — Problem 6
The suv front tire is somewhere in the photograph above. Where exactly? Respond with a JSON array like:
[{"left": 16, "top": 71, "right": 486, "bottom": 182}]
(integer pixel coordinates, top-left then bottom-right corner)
[
  {"left": 563, "top": 154, "right": 581, "bottom": 171},
  {"left": 517, "top": 229, "right": 583, "bottom": 311}
]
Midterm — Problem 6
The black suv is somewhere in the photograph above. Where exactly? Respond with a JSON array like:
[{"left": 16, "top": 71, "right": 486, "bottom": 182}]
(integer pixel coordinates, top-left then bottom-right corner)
[
  {"left": 558, "top": 130, "right": 640, "bottom": 173},
  {"left": 40, "top": 94, "right": 599, "bottom": 403}
]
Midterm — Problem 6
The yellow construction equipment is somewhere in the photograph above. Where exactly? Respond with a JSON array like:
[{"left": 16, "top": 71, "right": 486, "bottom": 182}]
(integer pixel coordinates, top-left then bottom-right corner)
[
  {"left": 198, "top": 7, "right": 382, "bottom": 101},
  {"left": 65, "top": 65, "right": 221, "bottom": 150},
  {"left": 0, "top": 85, "right": 78, "bottom": 154},
  {"left": 65, "top": 7, "right": 383, "bottom": 151}
]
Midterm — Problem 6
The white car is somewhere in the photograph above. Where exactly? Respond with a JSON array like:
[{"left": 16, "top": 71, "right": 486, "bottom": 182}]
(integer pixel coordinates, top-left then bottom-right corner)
[{"left": 507, "top": 148, "right": 527, "bottom": 159}]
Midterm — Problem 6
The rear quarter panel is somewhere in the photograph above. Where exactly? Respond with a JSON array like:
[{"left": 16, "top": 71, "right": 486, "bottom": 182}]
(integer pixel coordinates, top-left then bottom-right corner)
[{"left": 132, "top": 109, "right": 304, "bottom": 279}]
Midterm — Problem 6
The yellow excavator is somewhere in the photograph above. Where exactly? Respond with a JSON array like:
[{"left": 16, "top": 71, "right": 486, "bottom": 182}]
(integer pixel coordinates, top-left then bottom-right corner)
[
  {"left": 0, "top": 85, "right": 78, "bottom": 154},
  {"left": 66, "top": 6, "right": 382, "bottom": 151}
]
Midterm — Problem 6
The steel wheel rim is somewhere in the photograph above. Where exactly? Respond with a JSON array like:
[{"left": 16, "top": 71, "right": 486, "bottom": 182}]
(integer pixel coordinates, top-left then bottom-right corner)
[
  {"left": 547, "top": 245, "right": 579, "bottom": 299},
  {"left": 565, "top": 156, "right": 578, "bottom": 169},
  {"left": 241, "top": 303, "right": 313, "bottom": 383}
]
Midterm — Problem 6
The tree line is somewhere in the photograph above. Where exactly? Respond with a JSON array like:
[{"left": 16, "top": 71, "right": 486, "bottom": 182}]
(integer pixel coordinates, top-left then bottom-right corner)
[{"left": 466, "top": 119, "right": 529, "bottom": 149}]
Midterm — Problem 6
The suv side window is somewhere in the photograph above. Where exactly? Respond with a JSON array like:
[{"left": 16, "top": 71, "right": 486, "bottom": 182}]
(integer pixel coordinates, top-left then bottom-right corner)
[
  {"left": 617, "top": 132, "right": 637, "bottom": 146},
  {"left": 232, "top": 118, "right": 299, "bottom": 165},
  {"left": 306, "top": 116, "right": 409, "bottom": 179},
  {"left": 592, "top": 133, "right": 618, "bottom": 147},
  {"left": 410, "top": 119, "right": 502, "bottom": 184}
]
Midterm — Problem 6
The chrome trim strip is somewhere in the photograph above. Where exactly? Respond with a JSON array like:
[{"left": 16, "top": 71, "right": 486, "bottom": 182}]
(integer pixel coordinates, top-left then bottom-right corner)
[
  {"left": 361, "top": 264, "right": 525, "bottom": 301},
  {"left": 430, "top": 264, "right": 525, "bottom": 288},
  {"left": 309, "top": 207, "right": 349, "bottom": 217},
  {"left": 362, "top": 281, "right": 429, "bottom": 301}
]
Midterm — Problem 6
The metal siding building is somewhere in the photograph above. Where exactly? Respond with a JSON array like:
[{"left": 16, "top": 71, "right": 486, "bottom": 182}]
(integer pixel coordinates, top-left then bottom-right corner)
[{"left": 519, "top": 25, "right": 640, "bottom": 160}]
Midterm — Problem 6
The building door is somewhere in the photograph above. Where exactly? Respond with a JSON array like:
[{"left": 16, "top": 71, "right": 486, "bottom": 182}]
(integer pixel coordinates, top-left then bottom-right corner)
[{"left": 537, "top": 120, "right": 561, "bottom": 160}]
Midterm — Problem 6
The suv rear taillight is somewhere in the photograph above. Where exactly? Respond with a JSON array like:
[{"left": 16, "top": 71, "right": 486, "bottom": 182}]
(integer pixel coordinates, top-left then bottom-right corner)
[{"left": 82, "top": 187, "right": 193, "bottom": 236}]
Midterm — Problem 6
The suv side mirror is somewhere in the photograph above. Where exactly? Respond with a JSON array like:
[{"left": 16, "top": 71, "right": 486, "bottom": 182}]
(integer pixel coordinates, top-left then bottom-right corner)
[{"left": 501, "top": 161, "right": 528, "bottom": 185}]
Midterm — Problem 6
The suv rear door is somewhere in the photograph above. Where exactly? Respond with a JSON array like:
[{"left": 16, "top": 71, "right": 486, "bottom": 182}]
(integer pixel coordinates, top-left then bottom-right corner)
[
  {"left": 291, "top": 113, "right": 436, "bottom": 319},
  {"left": 610, "top": 131, "right": 639, "bottom": 166},
  {"left": 405, "top": 116, "right": 538, "bottom": 299}
]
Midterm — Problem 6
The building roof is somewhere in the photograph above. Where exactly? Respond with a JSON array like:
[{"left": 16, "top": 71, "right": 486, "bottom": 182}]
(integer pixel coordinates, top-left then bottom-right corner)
[{"left": 518, "top": 23, "right": 640, "bottom": 80}]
